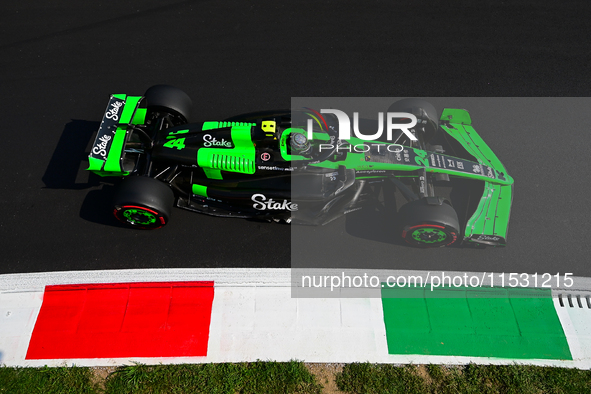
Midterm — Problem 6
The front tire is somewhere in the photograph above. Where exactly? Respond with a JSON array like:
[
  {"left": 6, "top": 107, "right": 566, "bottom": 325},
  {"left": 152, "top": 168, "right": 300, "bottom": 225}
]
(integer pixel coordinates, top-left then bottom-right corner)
[
  {"left": 398, "top": 198, "right": 460, "bottom": 248},
  {"left": 113, "top": 176, "right": 175, "bottom": 229}
]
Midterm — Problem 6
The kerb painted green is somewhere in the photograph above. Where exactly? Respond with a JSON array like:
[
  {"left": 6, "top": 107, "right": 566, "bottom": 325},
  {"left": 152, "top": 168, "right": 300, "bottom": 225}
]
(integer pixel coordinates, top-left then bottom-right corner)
[{"left": 381, "top": 286, "right": 571, "bottom": 360}]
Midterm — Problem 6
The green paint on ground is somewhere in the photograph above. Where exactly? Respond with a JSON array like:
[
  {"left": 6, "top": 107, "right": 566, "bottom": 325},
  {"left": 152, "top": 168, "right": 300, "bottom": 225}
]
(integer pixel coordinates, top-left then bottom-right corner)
[{"left": 381, "top": 286, "right": 571, "bottom": 360}]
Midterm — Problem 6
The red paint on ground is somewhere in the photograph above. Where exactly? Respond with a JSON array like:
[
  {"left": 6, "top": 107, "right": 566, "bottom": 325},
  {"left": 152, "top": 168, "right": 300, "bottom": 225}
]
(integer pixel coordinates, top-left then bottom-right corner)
[{"left": 26, "top": 281, "right": 214, "bottom": 359}]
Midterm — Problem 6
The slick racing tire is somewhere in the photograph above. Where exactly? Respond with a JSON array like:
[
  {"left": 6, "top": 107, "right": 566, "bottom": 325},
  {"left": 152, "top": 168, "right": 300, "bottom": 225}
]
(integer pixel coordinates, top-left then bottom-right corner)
[
  {"left": 144, "top": 85, "right": 192, "bottom": 123},
  {"left": 388, "top": 98, "right": 439, "bottom": 143},
  {"left": 113, "top": 176, "right": 175, "bottom": 230},
  {"left": 398, "top": 198, "right": 460, "bottom": 248}
]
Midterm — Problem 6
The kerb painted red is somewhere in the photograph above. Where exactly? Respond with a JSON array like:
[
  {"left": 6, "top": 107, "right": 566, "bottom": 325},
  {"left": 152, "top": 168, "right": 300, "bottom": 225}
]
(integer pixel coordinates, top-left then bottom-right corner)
[{"left": 26, "top": 281, "right": 214, "bottom": 359}]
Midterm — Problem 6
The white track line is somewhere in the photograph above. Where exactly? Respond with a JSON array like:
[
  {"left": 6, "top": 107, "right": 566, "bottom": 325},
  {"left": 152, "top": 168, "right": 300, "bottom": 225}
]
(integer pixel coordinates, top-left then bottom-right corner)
[{"left": 3, "top": 268, "right": 591, "bottom": 292}]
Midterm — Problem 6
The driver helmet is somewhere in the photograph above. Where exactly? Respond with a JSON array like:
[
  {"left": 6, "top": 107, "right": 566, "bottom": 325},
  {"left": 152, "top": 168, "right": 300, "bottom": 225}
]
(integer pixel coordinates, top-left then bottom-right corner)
[{"left": 387, "top": 98, "right": 439, "bottom": 140}]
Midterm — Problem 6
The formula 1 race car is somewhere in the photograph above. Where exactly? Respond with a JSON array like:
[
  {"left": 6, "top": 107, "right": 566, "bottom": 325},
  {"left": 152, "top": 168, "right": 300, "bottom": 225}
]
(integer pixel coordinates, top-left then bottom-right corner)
[{"left": 87, "top": 85, "right": 513, "bottom": 248}]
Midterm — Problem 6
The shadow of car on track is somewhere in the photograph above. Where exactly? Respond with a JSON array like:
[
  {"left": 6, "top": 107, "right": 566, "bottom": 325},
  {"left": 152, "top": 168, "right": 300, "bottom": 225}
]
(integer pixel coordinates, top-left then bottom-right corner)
[
  {"left": 343, "top": 180, "right": 406, "bottom": 247},
  {"left": 42, "top": 119, "right": 130, "bottom": 228},
  {"left": 343, "top": 176, "right": 482, "bottom": 248},
  {"left": 79, "top": 183, "right": 132, "bottom": 228},
  {"left": 42, "top": 119, "right": 103, "bottom": 190}
]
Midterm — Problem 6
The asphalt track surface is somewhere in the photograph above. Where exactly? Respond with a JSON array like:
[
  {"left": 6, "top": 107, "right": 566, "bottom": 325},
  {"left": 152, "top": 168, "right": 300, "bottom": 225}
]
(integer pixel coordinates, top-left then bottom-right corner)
[{"left": 1, "top": 1, "right": 590, "bottom": 275}]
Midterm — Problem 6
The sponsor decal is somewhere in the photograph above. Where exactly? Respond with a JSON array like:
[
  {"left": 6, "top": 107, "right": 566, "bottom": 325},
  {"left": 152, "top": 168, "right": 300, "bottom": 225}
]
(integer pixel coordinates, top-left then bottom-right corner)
[
  {"left": 486, "top": 166, "right": 494, "bottom": 178},
  {"left": 105, "top": 100, "right": 124, "bottom": 121},
  {"left": 92, "top": 135, "right": 112, "bottom": 158},
  {"left": 203, "top": 134, "right": 232, "bottom": 148},
  {"left": 356, "top": 169, "right": 387, "bottom": 175},
  {"left": 325, "top": 171, "right": 338, "bottom": 181},
  {"left": 457, "top": 161, "right": 464, "bottom": 170},
  {"left": 472, "top": 164, "right": 481, "bottom": 173},
  {"left": 251, "top": 193, "right": 298, "bottom": 211},
  {"left": 261, "top": 121, "right": 276, "bottom": 136},
  {"left": 476, "top": 235, "right": 501, "bottom": 242},
  {"left": 257, "top": 165, "right": 295, "bottom": 171}
]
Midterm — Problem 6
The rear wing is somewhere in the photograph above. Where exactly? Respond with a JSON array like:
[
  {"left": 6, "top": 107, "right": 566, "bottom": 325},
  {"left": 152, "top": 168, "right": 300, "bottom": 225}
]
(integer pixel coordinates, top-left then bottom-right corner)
[
  {"left": 439, "top": 108, "right": 513, "bottom": 246},
  {"left": 87, "top": 94, "right": 146, "bottom": 177}
]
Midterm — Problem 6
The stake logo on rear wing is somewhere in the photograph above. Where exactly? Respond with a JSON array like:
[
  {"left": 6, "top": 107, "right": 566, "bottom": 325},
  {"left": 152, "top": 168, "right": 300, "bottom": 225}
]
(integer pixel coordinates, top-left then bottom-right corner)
[{"left": 89, "top": 96, "right": 124, "bottom": 161}]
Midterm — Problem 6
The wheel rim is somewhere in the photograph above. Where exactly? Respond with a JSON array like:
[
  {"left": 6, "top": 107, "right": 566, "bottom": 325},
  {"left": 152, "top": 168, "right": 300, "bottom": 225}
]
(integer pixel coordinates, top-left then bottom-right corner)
[
  {"left": 122, "top": 208, "right": 157, "bottom": 226},
  {"left": 410, "top": 227, "right": 448, "bottom": 244},
  {"left": 115, "top": 205, "right": 165, "bottom": 228}
]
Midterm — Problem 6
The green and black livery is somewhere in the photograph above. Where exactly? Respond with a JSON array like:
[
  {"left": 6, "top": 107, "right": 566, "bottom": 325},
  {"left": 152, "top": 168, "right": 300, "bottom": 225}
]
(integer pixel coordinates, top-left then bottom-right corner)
[{"left": 88, "top": 86, "right": 513, "bottom": 247}]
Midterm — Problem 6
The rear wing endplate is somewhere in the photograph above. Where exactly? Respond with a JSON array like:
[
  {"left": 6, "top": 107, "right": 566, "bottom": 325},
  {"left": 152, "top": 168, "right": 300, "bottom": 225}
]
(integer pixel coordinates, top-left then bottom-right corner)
[{"left": 87, "top": 94, "right": 146, "bottom": 177}]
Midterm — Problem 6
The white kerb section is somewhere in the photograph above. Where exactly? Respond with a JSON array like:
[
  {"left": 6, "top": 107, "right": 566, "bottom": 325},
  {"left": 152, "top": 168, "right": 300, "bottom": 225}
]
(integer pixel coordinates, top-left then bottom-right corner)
[
  {"left": 2, "top": 268, "right": 591, "bottom": 367},
  {"left": 206, "top": 287, "right": 387, "bottom": 363}
]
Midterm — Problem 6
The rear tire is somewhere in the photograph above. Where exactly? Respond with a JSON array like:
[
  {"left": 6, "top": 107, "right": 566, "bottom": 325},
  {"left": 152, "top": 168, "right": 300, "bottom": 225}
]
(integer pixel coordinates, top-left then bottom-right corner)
[
  {"left": 144, "top": 85, "right": 192, "bottom": 123},
  {"left": 113, "top": 176, "right": 175, "bottom": 229},
  {"left": 398, "top": 198, "right": 460, "bottom": 248}
]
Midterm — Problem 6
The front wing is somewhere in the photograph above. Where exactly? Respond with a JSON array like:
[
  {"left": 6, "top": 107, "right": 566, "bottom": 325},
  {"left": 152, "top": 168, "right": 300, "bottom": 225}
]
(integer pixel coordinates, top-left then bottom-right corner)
[{"left": 440, "top": 108, "right": 513, "bottom": 246}]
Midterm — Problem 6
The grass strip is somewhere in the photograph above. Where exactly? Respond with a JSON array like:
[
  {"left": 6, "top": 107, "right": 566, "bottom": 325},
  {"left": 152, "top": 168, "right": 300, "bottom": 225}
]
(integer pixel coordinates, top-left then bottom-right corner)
[
  {"left": 104, "top": 360, "right": 323, "bottom": 394},
  {"left": 336, "top": 363, "right": 591, "bottom": 394},
  {"left": 0, "top": 365, "right": 99, "bottom": 394},
  {"left": 0, "top": 361, "right": 323, "bottom": 394},
  {"left": 3, "top": 362, "right": 591, "bottom": 393}
]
